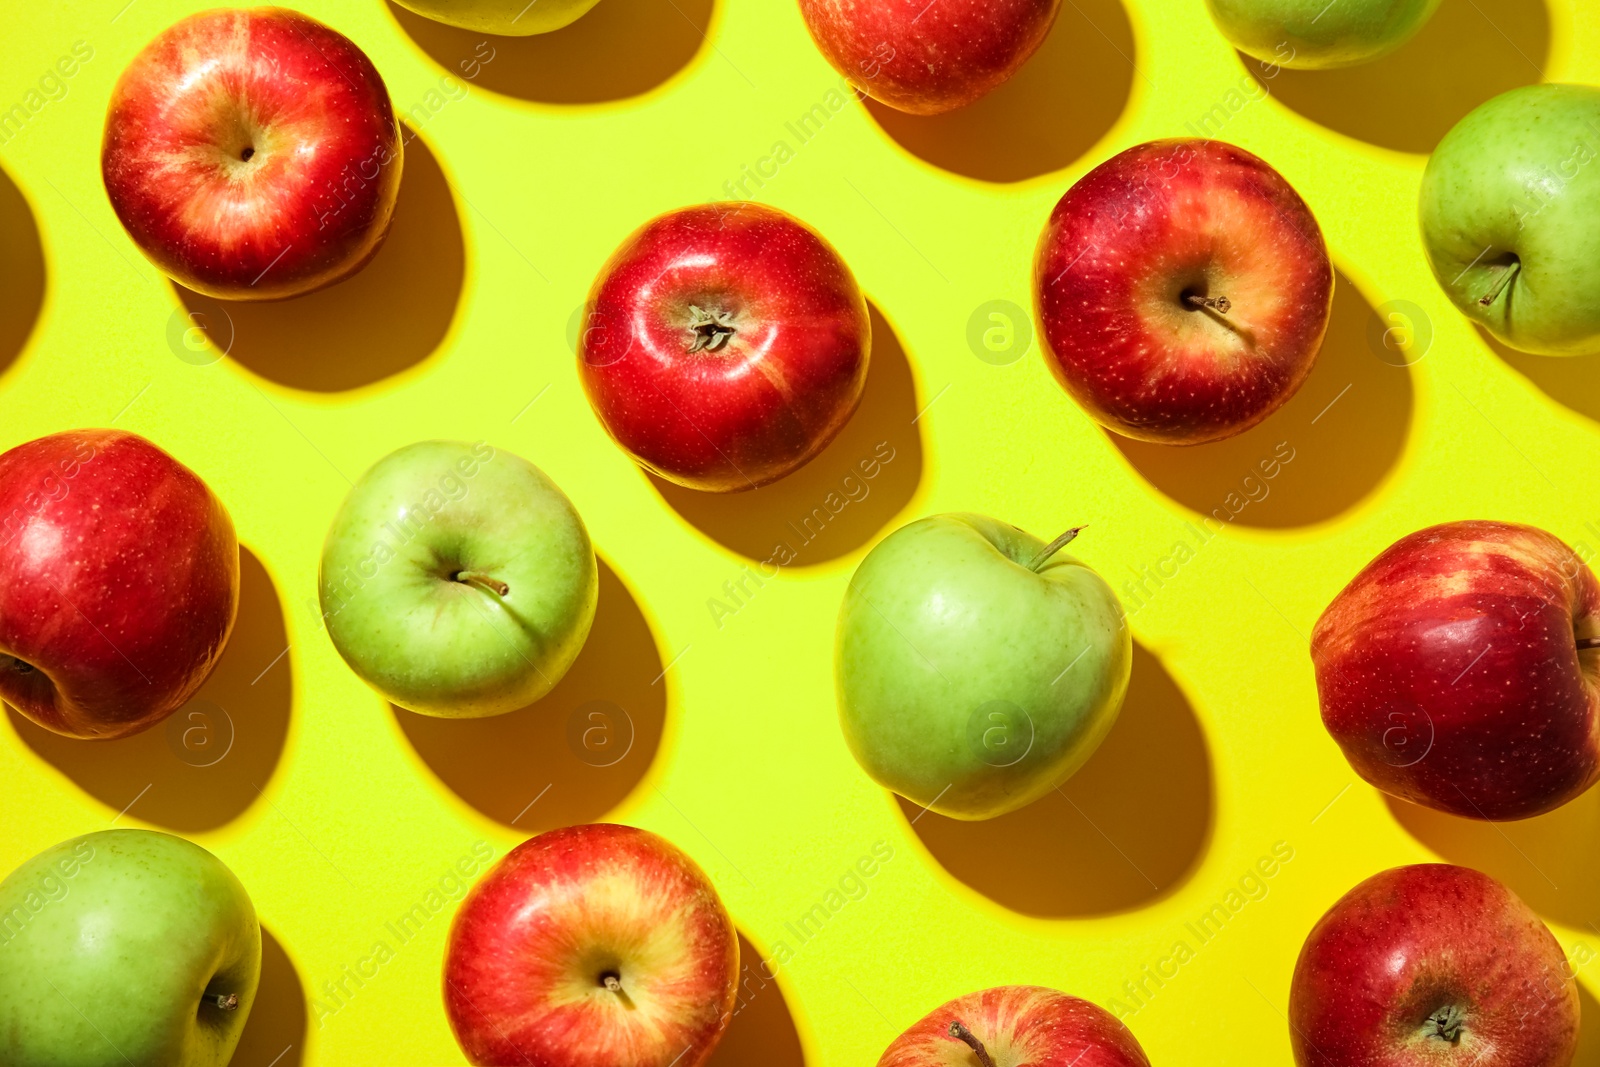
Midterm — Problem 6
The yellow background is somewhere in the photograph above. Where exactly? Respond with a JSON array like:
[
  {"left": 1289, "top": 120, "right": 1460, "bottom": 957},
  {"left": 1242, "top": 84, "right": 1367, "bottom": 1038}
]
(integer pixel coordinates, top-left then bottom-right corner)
[{"left": 1, "top": 0, "right": 1597, "bottom": 1063}]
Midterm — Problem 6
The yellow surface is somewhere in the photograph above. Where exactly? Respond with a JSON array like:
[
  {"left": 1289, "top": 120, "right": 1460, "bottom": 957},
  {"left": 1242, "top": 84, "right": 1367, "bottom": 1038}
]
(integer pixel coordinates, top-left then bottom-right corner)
[{"left": 1, "top": 0, "right": 1598, "bottom": 1064}]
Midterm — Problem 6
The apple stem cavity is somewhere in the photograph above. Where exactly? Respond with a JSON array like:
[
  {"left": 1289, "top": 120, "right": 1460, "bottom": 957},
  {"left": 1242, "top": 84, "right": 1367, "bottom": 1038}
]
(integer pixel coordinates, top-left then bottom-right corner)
[
  {"left": 685, "top": 305, "right": 738, "bottom": 353},
  {"left": 453, "top": 571, "right": 510, "bottom": 598},
  {"left": 1477, "top": 257, "right": 1520, "bottom": 307},
  {"left": 1426, "top": 1004, "right": 1465, "bottom": 1043},
  {"left": 202, "top": 991, "right": 239, "bottom": 1012},
  {"left": 1027, "top": 526, "right": 1087, "bottom": 572},
  {"left": 948, "top": 1022, "right": 997, "bottom": 1067}
]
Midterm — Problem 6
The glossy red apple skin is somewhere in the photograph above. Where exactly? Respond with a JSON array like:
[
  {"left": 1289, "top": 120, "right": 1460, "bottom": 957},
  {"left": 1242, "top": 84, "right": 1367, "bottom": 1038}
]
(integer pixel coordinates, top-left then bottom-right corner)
[
  {"left": 798, "top": 0, "right": 1062, "bottom": 115},
  {"left": 0, "top": 430, "right": 239, "bottom": 740},
  {"left": 102, "top": 7, "right": 402, "bottom": 301},
  {"left": 1035, "top": 139, "right": 1333, "bottom": 445},
  {"left": 880, "top": 986, "right": 1150, "bottom": 1067},
  {"left": 443, "top": 824, "right": 739, "bottom": 1067},
  {"left": 1290, "top": 864, "right": 1577, "bottom": 1067},
  {"left": 1313, "top": 521, "right": 1600, "bottom": 821},
  {"left": 579, "top": 202, "right": 870, "bottom": 493}
]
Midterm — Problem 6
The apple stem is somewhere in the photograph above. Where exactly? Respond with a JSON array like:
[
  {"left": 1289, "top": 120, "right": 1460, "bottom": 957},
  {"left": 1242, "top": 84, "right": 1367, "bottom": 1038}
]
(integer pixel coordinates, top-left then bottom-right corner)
[
  {"left": 453, "top": 571, "right": 510, "bottom": 598},
  {"left": 1027, "top": 526, "right": 1087, "bottom": 572},
  {"left": 1477, "top": 258, "right": 1519, "bottom": 307},
  {"left": 1184, "top": 292, "right": 1231, "bottom": 315},
  {"left": 948, "top": 1022, "right": 996, "bottom": 1067},
  {"left": 202, "top": 992, "right": 239, "bottom": 1011},
  {"left": 1578, "top": 637, "right": 1600, "bottom": 651}
]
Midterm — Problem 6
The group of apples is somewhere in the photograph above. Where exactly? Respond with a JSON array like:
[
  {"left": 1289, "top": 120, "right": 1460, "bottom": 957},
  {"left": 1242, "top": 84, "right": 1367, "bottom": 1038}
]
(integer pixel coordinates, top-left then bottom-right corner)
[{"left": 3, "top": 0, "right": 1599, "bottom": 1065}]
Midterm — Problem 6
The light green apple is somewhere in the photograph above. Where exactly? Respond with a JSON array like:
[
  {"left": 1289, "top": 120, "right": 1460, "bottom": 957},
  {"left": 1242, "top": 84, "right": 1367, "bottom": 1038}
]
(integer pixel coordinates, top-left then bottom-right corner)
[
  {"left": 320, "top": 440, "right": 597, "bottom": 718},
  {"left": 1204, "top": 0, "right": 1440, "bottom": 69},
  {"left": 836, "top": 514, "right": 1131, "bottom": 820},
  {"left": 391, "top": 0, "right": 602, "bottom": 35},
  {"left": 1420, "top": 84, "right": 1600, "bottom": 355},
  {"left": 0, "top": 830, "right": 260, "bottom": 1067}
]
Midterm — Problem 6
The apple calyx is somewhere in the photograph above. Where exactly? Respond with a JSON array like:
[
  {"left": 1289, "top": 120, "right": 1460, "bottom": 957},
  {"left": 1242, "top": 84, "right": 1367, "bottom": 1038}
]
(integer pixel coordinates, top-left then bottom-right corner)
[
  {"left": 685, "top": 305, "right": 738, "bottom": 353},
  {"left": 453, "top": 571, "right": 510, "bottom": 598},
  {"left": 1027, "top": 526, "right": 1087, "bottom": 572},
  {"left": 202, "top": 991, "right": 240, "bottom": 1012},
  {"left": 1477, "top": 257, "right": 1520, "bottom": 307},
  {"left": 1183, "top": 292, "right": 1232, "bottom": 315},
  {"left": 948, "top": 1022, "right": 997, "bottom": 1067},
  {"left": 1424, "top": 1004, "right": 1465, "bottom": 1043}
]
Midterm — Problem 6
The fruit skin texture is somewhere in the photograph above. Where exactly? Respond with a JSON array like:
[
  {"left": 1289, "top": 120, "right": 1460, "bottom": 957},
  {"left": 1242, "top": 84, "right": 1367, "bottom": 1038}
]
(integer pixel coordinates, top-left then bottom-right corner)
[
  {"left": 320, "top": 440, "right": 597, "bottom": 719},
  {"left": 797, "top": 0, "right": 1063, "bottom": 115},
  {"left": 1420, "top": 85, "right": 1600, "bottom": 356},
  {"left": 837, "top": 513, "right": 1131, "bottom": 820},
  {"left": 878, "top": 986, "right": 1151, "bottom": 1067},
  {"left": 443, "top": 824, "right": 739, "bottom": 1067},
  {"left": 580, "top": 202, "right": 870, "bottom": 493},
  {"left": 1205, "top": 0, "right": 1441, "bottom": 69},
  {"left": 0, "top": 829, "right": 261, "bottom": 1067},
  {"left": 391, "top": 0, "right": 602, "bottom": 35},
  {"left": 1289, "top": 864, "right": 1578, "bottom": 1067},
  {"left": 1035, "top": 139, "right": 1333, "bottom": 445},
  {"left": 1312, "top": 520, "right": 1600, "bottom": 821},
  {"left": 0, "top": 429, "right": 239, "bottom": 740},
  {"left": 102, "top": 7, "right": 402, "bottom": 300}
]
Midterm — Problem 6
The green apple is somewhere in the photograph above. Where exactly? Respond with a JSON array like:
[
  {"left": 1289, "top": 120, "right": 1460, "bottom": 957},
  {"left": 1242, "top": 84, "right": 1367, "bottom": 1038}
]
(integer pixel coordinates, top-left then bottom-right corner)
[
  {"left": 320, "top": 440, "right": 597, "bottom": 718},
  {"left": 1420, "top": 84, "right": 1600, "bottom": 355},
  {"left": 1204, "top": 0, "right": 1440, "bottom": 69},
  {"left": 0, "top": 829, "right": 259, "bottom": 1067},
  {"left": 836, "top": 514, "right": 1131, "bottom": 820},
  {"left": 390, "top": 0, "right": 602, "bottom": 35}
]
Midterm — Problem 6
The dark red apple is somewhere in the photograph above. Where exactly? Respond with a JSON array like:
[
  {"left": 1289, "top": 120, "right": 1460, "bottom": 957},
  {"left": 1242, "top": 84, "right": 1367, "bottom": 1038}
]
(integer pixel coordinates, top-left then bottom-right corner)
[
  {"left": 579, "top": 202, "right": 870, "bottom": 492},
  {"left": 102, "top": 7, "right": 402, "bottom": 300},
  {"left": 1034, "top": 138, "right": 1333, "bottom": 445},
  {"left": 1312, "top": 520, "right": 1600, "bottom": 820},
  {"left": 879, "top": 986, "right": 1150, "bottom": 1067},
  {"left": 1312, "top": 521, "right": 1600, "bottom": 825},
  {"left": 1290, "top": 864, "right": 1578, "bottom": 1067},
  {"left": 443, "top": 823, "right": 739, "bottom": 1067},
  {"left": 797, "top": 0, "right": 1063, "bottom": 115},
  {"left": 0, "top": 429, "right": 239, "bottom": 739}
]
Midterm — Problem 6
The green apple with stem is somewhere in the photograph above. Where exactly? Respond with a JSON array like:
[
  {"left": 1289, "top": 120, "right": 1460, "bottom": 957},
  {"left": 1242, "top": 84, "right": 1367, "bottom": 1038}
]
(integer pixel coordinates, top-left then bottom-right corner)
[
  {"left": 390, "top": 0, "right": 601, "bottom": 34},
  {"left": 0, "top": 829, "right": 259, "bottom": 1067},
  {"left": 1420, "top": 84, "right": 1600, "bottom": 355},
  {"left": 1204, "top": 0, "right": 1440, "bottom": 69},
  {"left": 320, "top": 440, "right": 598, "bottom": 718},
  {"left": 836, "top": 513, "right": 1131, "bottom": 820}
]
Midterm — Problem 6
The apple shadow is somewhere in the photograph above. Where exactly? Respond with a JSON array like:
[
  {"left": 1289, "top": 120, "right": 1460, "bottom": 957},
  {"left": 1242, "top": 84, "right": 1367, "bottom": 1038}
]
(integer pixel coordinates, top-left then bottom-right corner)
[
  {"left": 862, "top": 0, "right": 1134, "bottom": 183},
  {"left": 0, "top": 161, "right": 46, "bottom": 377},
  {"left": 708, "top": 933, "right": 806, "bottom": 1067},
  {"left": 1384, "top": 789, "right": 1600, "bottom": 932},
  {"left": 1243, "top": 0, "right": 1549, "bottom": 156},
  {"left": 385, "top": 0, "right": 714, "bottom": 105},
  {"left": 177, "top": 127, "right": 464, "bottom": 393},
  {"left": 233, "top": 927, "right": 307, "bottom": 1067},
  {"left": 1110, "top": 270, "right": 1411, "bottom": 529},
  {"left": 1575, "top": 985, "right": 1600, "bottom": 1066},
  {"left": 646, "top": 304, "right": 923, "bottom": 566},
  {"left": 1482, "top": 326, "right": 1600, "bottom": 425},
  {"left": 895, "top": 642, "right": 1212, "bottom": 917},
  {"left": 394, "top": 557, "right": 665, "bottom": 830},
  {"left": 4, "top": 547, "right": 292, "bottom": 832}
]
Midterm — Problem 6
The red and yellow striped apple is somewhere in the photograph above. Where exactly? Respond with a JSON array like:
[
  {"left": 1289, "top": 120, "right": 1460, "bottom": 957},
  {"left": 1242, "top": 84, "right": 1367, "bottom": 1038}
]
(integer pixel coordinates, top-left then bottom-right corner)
[{"left": 879, "top": 986, "right": 1150, "bottom": 1067}]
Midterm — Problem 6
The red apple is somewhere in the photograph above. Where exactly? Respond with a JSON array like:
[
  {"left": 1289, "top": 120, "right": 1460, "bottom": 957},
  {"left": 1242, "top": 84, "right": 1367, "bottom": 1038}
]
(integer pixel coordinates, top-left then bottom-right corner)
[
  {"left": 102, "top": 7, "right": 402, "bottom": 301},
  {"left": 579, "top": 202, "right": 870, "bottom": 492},
  {"left": 797, "top": 0, "right": 1062, "bottom": 115},
  {"left": 879, "top": 986, "right": 1150, "bottom": 1067},
  {"left": 1034, "top": 139, "right": 1333, "bottom": 445},
  {"left": 443, "top": 824, "right": 739, "bottom": 1067},
  {"left": 1313, "top": 520, "right": 1600, "bottom": 820},
  {"left": 1289, "top": 864, "right": 1578, "bottom": 1067},
  {"left": 0, "top": 429, "right": 239, "bottom": 739}
]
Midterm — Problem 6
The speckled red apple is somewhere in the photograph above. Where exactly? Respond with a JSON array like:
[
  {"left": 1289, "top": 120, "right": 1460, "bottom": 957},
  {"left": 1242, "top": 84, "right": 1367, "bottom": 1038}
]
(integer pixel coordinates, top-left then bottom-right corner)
[
  {"left": 1312, "top": 520, "right": 1600, "bottom": 820},
  {"left": 1290, "top": 864, "right": 1578, "bottom": 1067},
  {"left": 579, "top": 202, "right": 870, "bottom": 493},
  {"left": 798, "top": 0, "right": 1063, "bottom": 115},
  {"left": 879, "top": 986, "right": 1150, "bottom": 1067},
  {"left": 1035, "top": 139, "right": 1333, "bottom": 445}
]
